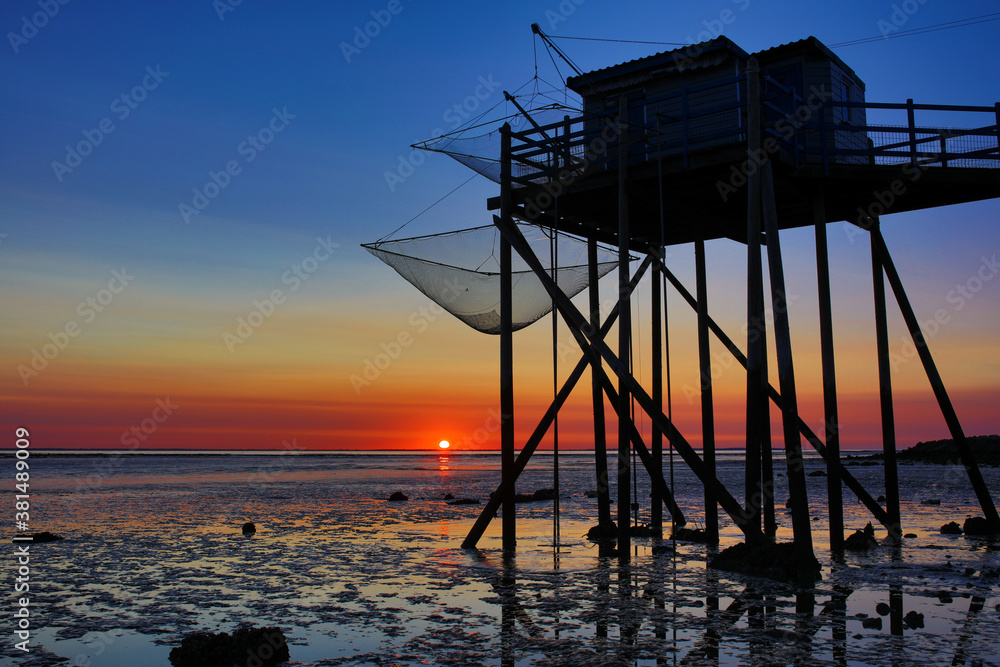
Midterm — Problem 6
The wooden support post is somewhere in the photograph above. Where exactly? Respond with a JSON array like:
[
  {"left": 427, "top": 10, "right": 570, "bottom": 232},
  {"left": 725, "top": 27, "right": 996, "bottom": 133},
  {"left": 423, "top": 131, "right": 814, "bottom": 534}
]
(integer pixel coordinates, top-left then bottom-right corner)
[
  {"left": 500, "top": 124, "right": 516, "bottom": 552},
  {"left": 906, "top": 98, "right": 917, "bottom": 171},
  {"left": 761, "top": 364, "right": 777, "bottom": 539},
  {"left": 657, "top": 259, "right": 890, "bottom": 528},
  {"left": 601, "top": 379, "right": 686, "bottom": 527},
  {"left": 589, "top": 238, "right": 612, "bottom": 531},
  {"left": 492, "top": 214, "right": 766, "bottom": 543},
  {"left": 761, "top": 162, "right": 816, "bottom": 584},
  {"left": 870, "top": 220, "right": 902, "bottom": 541},
  {"left": 651, "top": 248, "right": 663, "bottom": 530},
  {"left": 814, "top": 191, "right": 844, "bottom": 551},
  {"left": 995, "top": 103, "right": 1000, "bottom": 164},
  {"left": 745, "top": 57, "right": 766, "bottom": 539},
  {"left": 695, "top": 240, "right": 719, "bottom": 542},
  {"left": 616, "top": 95, "right": 631, "bottom": 561},
  {"left": 462, "top": 256, "right": 653, "bottom": 550},
  {"left": 871, "top": 228, "right": 1000, "bottom": 531}
]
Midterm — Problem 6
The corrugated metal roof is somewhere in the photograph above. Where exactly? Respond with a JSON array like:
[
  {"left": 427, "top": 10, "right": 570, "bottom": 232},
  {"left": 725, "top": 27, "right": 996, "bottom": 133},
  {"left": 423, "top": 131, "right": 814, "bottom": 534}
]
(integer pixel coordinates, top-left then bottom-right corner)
[
  {"left": 754, "top": 36, "right": 865, "bottom": 88},
  {"left": 566, "top": 35, "right": 864, "bottom": 94},
  {"left": 566, "top": 36, "right": 750, "bottom": 93}
]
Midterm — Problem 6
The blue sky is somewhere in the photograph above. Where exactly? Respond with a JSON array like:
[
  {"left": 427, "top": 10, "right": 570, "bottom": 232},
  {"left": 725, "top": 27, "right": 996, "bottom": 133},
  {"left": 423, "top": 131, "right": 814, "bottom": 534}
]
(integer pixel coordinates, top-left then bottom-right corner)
[{"left": 2, "top": 0, "right": 999, "bottom": 449}]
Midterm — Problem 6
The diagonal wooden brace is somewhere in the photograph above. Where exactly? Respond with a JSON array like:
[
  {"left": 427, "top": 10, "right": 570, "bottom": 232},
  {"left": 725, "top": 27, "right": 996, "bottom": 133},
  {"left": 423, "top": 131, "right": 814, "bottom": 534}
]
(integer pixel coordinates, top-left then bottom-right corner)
[
  {"left": 494, "top": 215, "right": 767, "bottom": 544},
  {"left": 871, "top": 227, "right": 1000, "bottom": 530},
  {"left": 654, "top": 255, "right": 891, "bottom": 528},
  {"left": 461, "top": 255, "right": 656, "bottom": 549}
]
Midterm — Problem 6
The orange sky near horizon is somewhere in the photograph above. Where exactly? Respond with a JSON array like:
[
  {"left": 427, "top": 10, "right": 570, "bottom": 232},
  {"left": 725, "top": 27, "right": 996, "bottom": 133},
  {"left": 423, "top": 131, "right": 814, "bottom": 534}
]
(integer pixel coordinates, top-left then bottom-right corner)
[{"left": 4, "top": 3, "right": 1000, "bottom": 454}]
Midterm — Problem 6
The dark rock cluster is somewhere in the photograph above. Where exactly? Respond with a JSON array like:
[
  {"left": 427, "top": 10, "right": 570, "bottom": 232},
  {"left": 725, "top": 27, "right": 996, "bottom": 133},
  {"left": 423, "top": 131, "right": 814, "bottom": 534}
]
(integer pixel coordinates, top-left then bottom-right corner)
[
  {"left": 670, "top": 527, "right": 711, "bottom": 543},
  {"left": 11, "top": 532, "right": 63, "bottom": 543},
  {"left": 844, "top": 523, "right": 878, "bottom": 551},
  {"left": 708, "top": 541, "right": 822, "bottom": 584},
  {"left": 169, "top": 626, "right": 289, "bottom": 667}
]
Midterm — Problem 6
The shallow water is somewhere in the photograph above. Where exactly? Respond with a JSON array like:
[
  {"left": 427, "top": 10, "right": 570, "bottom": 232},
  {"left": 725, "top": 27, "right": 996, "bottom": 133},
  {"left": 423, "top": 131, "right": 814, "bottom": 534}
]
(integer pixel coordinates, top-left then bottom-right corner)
[{"left": 4, "top": 451, "right": 999, "bottom": 666}]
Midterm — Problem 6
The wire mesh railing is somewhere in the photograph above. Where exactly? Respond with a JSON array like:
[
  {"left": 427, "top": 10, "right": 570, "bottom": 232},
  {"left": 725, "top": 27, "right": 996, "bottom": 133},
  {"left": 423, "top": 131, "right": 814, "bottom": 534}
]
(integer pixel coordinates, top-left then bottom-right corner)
[{"left": 504, "top": 93, "right": 1000, "bottom": 185}]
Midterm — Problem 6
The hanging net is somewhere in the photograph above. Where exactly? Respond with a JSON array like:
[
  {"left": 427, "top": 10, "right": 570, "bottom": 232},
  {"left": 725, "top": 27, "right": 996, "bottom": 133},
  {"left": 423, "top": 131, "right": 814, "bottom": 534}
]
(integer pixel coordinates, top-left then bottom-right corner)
[
  {"left": 363, "top": 223, "right": 619, "bottom": 335},
  {"left": 413, "top": 99, "right": 582, "bottom": 185}
]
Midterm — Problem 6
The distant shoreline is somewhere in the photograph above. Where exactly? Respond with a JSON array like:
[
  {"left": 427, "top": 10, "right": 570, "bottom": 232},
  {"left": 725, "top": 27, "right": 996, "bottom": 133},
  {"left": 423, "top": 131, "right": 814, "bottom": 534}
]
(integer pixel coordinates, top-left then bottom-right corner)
[
  {"left": 9, "top": 448, "right": 882, "bottom": 458},
  {"left": 845, "top": 435, "right": 1000, "bottom": 466}
]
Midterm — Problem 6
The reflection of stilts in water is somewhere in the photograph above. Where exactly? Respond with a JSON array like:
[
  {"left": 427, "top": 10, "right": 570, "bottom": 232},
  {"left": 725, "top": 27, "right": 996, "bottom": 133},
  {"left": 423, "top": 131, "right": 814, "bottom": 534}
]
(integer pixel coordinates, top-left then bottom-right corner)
[
  {"left": 704, "top": 564, "right": 720, "bottom": 663},
  {"left": 889, "top": 584, "right": 904, "bottom": 638},
  {"left": 649, "top": 540, "right": 669, "bottom": 666},
  {"left": 680, "top": 584, "right": 755, "bottom": 666},
  {"left": 818, "top": 585, "right": 852, "bottom": 667},
  {"left": 746, "top": 588, "right": 765, "bottom": 662},
  {"left": 595, "top": 551, "right": 610, "bottom": 649},
  {"left": 953, "top": 594, "right": 988, "bottom": 666},
  {"left": 616, "top": 562, "right": 642, "bottom": 647},
  {"left": 471, "top": 552, "right": 541, "bottom": 667},
  {"left": 887, "top": 583, "right": 905, "bottom": 667}
]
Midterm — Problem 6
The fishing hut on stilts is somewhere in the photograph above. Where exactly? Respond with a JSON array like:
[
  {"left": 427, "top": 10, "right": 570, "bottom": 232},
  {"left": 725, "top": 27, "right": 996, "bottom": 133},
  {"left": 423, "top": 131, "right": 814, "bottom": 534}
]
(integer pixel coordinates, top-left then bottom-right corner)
[{"left": 365, "top": 30, "right": 1000, "bottom": 585}]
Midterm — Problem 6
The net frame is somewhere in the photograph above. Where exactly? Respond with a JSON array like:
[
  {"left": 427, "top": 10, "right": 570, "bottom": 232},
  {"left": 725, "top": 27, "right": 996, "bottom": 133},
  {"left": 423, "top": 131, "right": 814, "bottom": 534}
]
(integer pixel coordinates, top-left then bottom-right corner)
[{"left": 363, "top": 222, "right": 622, "bottom": 335}]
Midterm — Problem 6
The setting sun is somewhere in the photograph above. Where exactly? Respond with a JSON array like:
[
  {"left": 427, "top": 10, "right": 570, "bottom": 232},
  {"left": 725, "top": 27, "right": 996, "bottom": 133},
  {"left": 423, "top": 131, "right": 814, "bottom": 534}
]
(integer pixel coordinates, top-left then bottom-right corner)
[{"left": 438, "top": 440, "right": 450, "bottom": 450}]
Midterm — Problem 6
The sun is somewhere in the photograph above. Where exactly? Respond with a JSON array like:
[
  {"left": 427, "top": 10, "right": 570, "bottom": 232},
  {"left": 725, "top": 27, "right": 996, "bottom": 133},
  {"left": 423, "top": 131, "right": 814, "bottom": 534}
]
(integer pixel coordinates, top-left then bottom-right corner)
[{"left": 438, "top": 440, "right": 451, "bottom": 450}]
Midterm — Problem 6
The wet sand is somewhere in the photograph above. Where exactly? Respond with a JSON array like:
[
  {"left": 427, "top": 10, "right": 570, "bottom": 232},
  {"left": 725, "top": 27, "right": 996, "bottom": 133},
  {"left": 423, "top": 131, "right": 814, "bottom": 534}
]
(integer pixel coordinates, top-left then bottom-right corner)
[{"left": 5, "top": 451, "right": 999, "bottom": 666}]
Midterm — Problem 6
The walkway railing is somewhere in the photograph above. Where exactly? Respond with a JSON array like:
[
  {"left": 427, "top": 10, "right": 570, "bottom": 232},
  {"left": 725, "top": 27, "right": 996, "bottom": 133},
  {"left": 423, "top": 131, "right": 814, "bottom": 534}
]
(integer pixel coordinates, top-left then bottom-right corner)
[{"left": 507, "top": 84, "right": 1000, "bottom": 186}]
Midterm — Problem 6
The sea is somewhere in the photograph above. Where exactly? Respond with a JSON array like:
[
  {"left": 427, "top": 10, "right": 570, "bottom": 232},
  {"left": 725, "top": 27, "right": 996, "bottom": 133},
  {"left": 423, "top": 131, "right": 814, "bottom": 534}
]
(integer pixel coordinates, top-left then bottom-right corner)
[{"left": 3, "top": 449, "right": 999, "bottom": 666}]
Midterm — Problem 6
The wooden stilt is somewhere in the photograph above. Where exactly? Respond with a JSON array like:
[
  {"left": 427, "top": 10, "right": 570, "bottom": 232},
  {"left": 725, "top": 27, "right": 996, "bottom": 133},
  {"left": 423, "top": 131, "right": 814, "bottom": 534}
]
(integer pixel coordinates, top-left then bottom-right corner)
[
  {"left": 589, "top": 238, "right": 612, "bottom": 531},
  {"left": 617, "top": 96, "right": 632, "bottom": 561},
  {"left": 870, "top": 219, "right": 902, "bottom": 541},
  {"left": 695, "top": 240, "right": 719, "bottom": 542},
  {"left": 745, "top": 56, "right": 766, "bottom": 539},
  {"left": 461, "top": 256, "right": 653, "bottom": 549},
  {"left": 814, "top": 191, "right": 844, "bottom": 551},
  {"left": 761, "top": 161, "right": 816, "bottom": 584},
  {"left": 657, "top": 259, "right": 890, "bottom": 528},
  {"left": 500, "top": 124, "right": 516, "bottom": 552},
  {"left": 651, "top": 248, "right": 664, "bottom": 530},
  {"left": 871, "top": 227, "right": 1000, "bottom": 531},
  {"left": 601, "top": 376, "right": 686, "bottom": 527},
  {"left": 492, "top": 214, "right": 766, "bottom": 544}
]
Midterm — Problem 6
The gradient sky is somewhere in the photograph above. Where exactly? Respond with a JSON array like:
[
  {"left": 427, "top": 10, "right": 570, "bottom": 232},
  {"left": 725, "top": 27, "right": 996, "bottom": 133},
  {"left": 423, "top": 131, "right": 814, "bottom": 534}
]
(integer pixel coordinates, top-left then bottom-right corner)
[{"left": 2, "top": 0, "right": 999, "bottom": 451}]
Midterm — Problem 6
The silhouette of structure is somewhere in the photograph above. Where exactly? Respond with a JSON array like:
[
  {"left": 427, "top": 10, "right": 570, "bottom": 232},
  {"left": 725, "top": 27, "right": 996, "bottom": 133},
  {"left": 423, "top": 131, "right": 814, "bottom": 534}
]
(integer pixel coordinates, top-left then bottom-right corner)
[{"left": 373, "top": 33, "right": 1000, "bottom": 581}]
